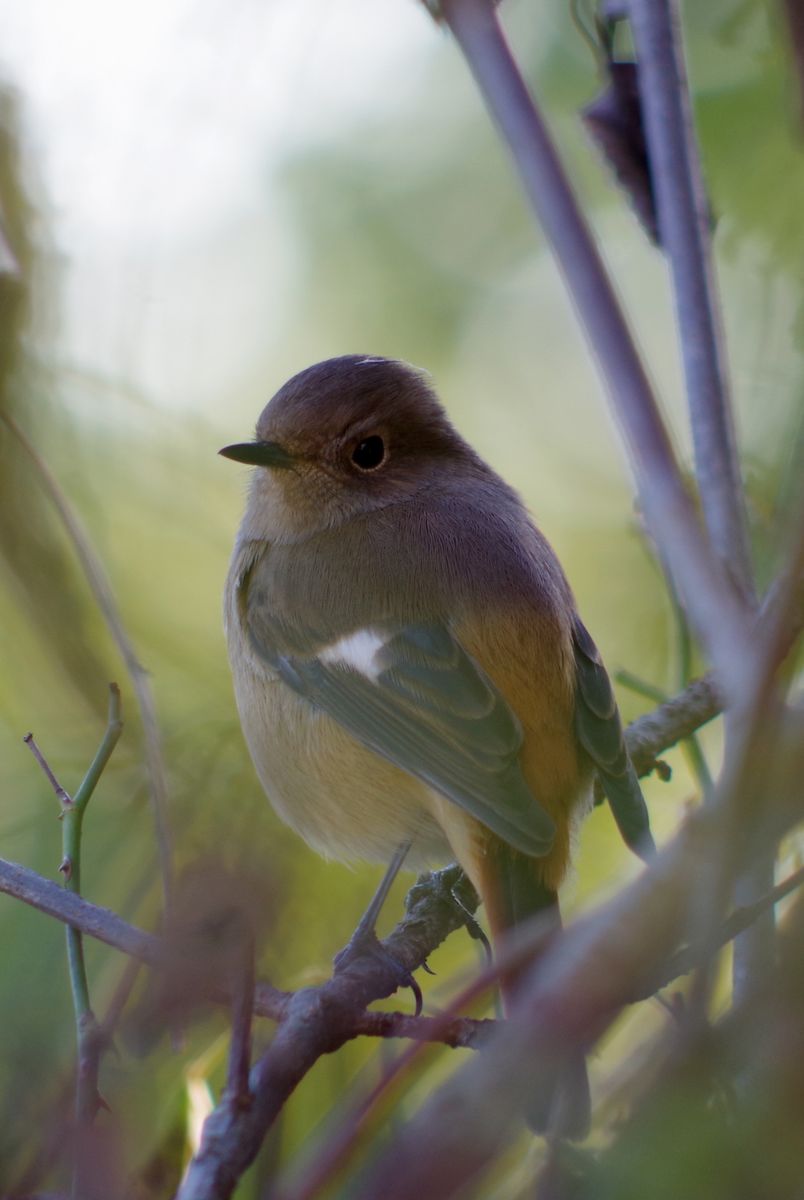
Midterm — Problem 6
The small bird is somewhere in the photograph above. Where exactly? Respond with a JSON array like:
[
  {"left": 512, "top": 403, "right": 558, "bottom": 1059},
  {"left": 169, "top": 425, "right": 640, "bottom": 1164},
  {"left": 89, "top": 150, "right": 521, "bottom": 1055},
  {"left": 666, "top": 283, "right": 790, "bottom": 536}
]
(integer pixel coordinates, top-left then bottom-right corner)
[{"left": 221, "top": 354, "right": 653, "bottom": 1137}]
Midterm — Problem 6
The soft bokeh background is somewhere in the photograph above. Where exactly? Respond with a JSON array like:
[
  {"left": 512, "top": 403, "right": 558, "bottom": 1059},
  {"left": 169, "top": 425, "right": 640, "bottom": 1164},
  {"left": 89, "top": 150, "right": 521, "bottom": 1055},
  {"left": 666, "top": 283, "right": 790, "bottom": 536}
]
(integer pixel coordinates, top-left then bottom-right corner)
[{"left": 0, "top": 0, "right": 802, "bottom": 1194}]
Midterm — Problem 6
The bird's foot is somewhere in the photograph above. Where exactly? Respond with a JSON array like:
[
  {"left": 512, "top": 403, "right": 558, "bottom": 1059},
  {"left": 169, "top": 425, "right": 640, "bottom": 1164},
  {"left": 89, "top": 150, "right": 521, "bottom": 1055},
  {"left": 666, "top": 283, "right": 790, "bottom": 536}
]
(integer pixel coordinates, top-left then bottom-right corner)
[
  {"left": 404, "top": 864, "right": 491, "bottom": 962},
  {"left": 334, "top": 926, "right": 423, "bottom": 1015},
  {"left": 332, "top": 843, "right": 422, "bottom": 1012}
]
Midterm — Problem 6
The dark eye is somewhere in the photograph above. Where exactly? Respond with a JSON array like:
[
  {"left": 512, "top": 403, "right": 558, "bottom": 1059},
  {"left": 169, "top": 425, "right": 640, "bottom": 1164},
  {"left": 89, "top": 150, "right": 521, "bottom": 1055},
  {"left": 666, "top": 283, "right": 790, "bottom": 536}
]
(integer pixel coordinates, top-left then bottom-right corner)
[{"left": 351, "top": 435, "right": 386, "bottom": 471}]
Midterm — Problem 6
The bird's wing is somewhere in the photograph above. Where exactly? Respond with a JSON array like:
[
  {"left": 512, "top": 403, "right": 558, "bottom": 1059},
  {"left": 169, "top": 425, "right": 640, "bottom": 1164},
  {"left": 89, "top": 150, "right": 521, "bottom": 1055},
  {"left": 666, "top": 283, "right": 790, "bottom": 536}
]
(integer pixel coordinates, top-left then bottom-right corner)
[
  {"left": 245, "top": 605, "right": 556, "bottom": 858},
  {"left": 571, "top": 618, "right": 655, "bottom": 861}
]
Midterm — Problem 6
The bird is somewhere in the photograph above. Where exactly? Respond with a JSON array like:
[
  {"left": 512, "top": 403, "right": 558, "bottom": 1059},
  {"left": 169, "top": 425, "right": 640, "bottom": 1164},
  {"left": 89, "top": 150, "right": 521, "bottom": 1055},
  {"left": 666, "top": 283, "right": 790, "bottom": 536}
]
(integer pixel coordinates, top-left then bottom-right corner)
[{"left": 221, "top": 354, "right": 653, "bottom": 1138}]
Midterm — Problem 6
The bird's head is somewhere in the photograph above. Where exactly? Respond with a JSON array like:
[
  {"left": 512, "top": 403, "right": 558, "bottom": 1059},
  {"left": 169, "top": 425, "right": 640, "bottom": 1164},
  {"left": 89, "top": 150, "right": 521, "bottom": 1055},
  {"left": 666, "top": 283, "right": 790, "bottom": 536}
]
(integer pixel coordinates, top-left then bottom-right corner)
[{"left": 221, "top": 355, "right": 473, "bottom": 540}]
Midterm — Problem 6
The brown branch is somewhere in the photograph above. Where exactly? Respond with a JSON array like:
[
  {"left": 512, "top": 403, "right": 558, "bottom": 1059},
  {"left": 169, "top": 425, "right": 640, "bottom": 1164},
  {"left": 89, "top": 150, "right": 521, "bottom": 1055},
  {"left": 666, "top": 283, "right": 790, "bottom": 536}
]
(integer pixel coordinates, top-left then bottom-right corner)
[
  {"left": 23, "top": 732, "right": 73, "bottom": 804},
  {"left": 350, "top": 1009, "right": 495, "bottom": 1050},
  {"left": 624, "top": 672, "right": 721, "bottom": 777},
  {"left": 0, "top": 858, "right": 163, "bottom": 964}
]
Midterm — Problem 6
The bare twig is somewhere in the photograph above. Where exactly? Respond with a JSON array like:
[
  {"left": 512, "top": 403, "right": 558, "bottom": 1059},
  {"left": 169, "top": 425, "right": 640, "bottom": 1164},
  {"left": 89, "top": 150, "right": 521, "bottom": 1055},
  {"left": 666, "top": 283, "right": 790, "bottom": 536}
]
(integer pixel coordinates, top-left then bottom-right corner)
[
  {"left": 617, "top": 670, "right": 713, "bottom": 795},
  {"left": 629, "top": 0, "right": 753, "bottom": 599},
  {"left": 433, "top": 0, "right": 752, "bottom": 700},
  {"left": 3, "top": 412, "right": 173, "bottom": 905},
  {"left": 651, "top": 864, "right": 804, "bottom": 997},
  {"left": 0, "top": 857, "right": 163, "bottom": 963},
  {"left": 624, "top": 671, "right": 721, "bottom": 776},
  {"left": 351, "top": 1009, "right": 494, "bottom": 1049},
  {"left": 23, "top": 734, "right": 73, "bottom": 805}
]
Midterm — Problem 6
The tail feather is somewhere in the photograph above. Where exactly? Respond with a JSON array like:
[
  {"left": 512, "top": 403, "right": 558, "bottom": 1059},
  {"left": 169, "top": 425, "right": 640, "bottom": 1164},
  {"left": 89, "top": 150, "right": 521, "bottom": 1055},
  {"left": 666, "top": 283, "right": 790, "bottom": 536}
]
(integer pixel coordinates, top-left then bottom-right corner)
[{"left": 479, "top": 844, "right": 591, "bottom": 1139}]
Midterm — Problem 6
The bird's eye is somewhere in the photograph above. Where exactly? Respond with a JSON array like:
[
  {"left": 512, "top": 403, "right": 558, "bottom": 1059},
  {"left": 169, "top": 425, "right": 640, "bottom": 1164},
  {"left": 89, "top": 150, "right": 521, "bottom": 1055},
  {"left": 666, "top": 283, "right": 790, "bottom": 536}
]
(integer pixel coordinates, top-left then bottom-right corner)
[{"left": 351, "top": 435, "right": 386, "bottom": 471}]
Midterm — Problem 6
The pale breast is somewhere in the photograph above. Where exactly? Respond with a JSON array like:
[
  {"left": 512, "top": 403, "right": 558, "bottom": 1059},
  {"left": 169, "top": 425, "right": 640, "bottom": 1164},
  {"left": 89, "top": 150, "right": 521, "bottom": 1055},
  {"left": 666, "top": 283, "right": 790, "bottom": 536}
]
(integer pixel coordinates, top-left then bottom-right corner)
[{"left": 225, "top": 565, "right": 450, "bottom": 868}]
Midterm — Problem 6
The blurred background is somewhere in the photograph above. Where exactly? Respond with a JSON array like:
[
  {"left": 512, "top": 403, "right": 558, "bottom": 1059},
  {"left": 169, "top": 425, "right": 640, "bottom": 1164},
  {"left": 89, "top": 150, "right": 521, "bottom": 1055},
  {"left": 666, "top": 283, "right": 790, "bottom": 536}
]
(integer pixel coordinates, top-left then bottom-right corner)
[{"left": 0, "top": 0, "right": 802, "bottom": 1195}]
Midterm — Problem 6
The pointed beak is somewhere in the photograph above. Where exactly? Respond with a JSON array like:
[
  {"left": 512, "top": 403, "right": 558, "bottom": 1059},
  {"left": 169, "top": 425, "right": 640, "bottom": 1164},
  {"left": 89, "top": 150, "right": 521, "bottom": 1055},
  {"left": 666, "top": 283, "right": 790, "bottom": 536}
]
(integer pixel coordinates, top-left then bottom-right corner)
[{"left": 218, "top": 440, "right": 296, "bottom": 469}]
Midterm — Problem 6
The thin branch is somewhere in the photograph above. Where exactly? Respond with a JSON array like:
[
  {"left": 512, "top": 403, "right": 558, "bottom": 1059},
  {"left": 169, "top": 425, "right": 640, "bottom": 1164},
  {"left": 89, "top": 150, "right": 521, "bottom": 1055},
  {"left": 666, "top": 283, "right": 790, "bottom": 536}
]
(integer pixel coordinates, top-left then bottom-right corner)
[
  {"left": 617, "top": 670, "right": 713, "bottom": 795},
  {"left": 623, "top": 671, "right": 721, "bottom": 776},
  {"left": 646, "top": 864, "right": 804, "bottom": 998},
  {"left": 23, "top": 734, "right": 72, "bottom": 805},
  {"left": 434, "top": 0, "right": 752, "bottom": 701},
  {"left": 350, "top": 1009, "right": 495, "bottom": 1049},
  {"left": 2, "top": 412, "right": 173, "bottom": 905},
  {"left": 621, "top": 566, "right": 803, "bottom": 783},
  {"left": 629, "top": 0, "right": 754, "bottom": 599},
  {"left": 0, "top": 857, "right": 163, "bottom": 964},
  {"left": 0, "top": 856, "right": 486, "bottom": 1039}
]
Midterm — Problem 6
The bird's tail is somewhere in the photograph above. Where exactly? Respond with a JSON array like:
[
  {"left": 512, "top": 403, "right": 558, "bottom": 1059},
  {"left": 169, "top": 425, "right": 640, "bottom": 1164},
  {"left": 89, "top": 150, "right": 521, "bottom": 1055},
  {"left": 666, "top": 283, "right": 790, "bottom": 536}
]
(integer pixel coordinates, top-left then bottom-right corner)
[{"left": 479, "top": 844, "right": 591, "bottom": 1139}]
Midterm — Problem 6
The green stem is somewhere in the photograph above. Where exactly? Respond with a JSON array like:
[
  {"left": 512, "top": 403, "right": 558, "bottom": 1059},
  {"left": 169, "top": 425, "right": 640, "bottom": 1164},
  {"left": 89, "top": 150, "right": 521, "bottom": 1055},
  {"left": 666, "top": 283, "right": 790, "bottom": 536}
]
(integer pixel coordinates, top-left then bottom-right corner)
[
  {"left": 61, "top": 684, "right": 123, "bottom": 1156},
  {"left": 616, "top": 670, "right": 667, "bottom": 706}
]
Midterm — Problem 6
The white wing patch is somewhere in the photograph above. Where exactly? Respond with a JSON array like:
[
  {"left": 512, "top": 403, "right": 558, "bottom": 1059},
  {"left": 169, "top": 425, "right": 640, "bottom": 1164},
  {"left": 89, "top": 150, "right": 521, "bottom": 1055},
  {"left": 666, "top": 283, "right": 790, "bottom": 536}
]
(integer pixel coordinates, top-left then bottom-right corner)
[{"left": 319, "top": 629, "right": 385, "bottom": 681}]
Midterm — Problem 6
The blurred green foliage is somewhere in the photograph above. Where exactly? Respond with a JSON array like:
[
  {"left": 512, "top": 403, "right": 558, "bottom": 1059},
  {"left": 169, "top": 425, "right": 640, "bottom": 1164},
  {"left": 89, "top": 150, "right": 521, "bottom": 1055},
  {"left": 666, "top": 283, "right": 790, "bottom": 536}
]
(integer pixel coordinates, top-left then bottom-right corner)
[{"left": 0, "top": 0, "right": 802, "bottom": 1195}]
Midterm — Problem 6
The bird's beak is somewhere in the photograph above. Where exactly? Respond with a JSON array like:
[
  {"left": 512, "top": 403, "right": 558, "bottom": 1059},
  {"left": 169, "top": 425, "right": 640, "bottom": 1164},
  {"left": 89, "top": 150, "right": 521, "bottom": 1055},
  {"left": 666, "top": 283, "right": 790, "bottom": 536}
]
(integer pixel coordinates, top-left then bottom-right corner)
[{"left": 218, "top": 440, "right": 296, "bottom": 469}]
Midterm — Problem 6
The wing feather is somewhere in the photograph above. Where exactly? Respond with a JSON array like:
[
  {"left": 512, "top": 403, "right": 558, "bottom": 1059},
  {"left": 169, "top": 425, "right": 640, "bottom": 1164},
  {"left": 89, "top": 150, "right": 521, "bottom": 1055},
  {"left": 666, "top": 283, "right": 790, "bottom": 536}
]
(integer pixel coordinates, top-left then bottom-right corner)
[
  {"left": 572, "top": 619, "right": 655, "bottom": 861},
  {"left": 246, "top": 601, "right": 556, "bottom": 857}
]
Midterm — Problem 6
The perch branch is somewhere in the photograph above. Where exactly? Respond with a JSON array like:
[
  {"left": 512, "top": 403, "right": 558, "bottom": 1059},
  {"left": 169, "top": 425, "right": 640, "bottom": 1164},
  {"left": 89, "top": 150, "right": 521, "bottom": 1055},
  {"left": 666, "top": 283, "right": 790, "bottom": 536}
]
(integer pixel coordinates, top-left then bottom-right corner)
[{"left": 617, "top": 669, "right": 713, "bottom": 793}]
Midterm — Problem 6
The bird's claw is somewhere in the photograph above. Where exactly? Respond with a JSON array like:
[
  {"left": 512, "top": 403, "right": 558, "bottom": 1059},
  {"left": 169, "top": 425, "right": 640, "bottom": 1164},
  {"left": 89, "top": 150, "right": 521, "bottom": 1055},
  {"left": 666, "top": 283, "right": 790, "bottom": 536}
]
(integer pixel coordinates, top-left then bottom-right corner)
[{"left": 334, "top": 927, "right": 423, "bottom": 1015}]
